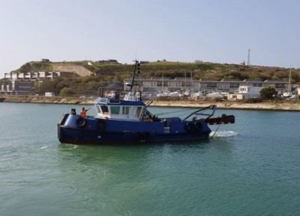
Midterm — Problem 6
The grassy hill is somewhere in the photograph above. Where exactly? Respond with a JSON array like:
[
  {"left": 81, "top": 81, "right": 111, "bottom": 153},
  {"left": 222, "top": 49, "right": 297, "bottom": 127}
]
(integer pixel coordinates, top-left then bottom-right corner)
[
  {"left": 12, "top": 60, "right": 300, "bottom": 83},
  {"left": 8, "top": 60, "right": 300, "bottom": 96}
]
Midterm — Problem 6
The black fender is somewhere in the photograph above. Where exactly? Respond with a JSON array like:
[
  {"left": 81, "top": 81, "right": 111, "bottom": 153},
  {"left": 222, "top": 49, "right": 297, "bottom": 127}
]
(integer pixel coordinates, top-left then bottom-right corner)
[
  {"left": 136, "top": 132, "right": 150, "bottom": 142},
  {"left": 76, "top": 117, "right": 87, "bottom": 128},
  {"left": 185, "top": 122, "right": 194, "bottom": 133},
  {"left": 97, "top": 120, "right": 107, "bottom": 132},
  {"left": 193, "top": 121, "right": 203, "bottom": 132}
]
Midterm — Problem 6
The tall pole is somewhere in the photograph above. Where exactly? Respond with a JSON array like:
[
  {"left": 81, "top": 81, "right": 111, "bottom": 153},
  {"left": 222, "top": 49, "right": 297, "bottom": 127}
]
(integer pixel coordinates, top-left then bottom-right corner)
[
  {"left": 185, "top": 71, "right": 187, "bottom": 90},
  {"left": 162, "top": 74, "right": 164, "bottom": 92},
  {"left": 247, "top": 49, "right": 251, "bottom": 66},
  {"left": 288, "top": 68, "right": 292, "bottom": 92},
  {"left": 190, "top": 72, "right": 193, "bottom": 93}
]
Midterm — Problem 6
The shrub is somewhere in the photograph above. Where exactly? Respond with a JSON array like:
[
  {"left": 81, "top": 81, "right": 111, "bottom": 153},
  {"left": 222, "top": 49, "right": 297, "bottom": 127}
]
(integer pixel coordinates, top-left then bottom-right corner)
[
  {"left": 260, "top": 87, "right": 278, "bottom": 100},
  {"left": 60, "top": 87, "right": 75, "bottom": 96}
]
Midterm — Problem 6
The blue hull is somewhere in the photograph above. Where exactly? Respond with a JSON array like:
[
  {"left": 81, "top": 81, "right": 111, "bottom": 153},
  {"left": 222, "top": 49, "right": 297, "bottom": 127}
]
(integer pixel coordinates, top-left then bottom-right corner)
[{"left": 58, "top": 114, "right": 211, "bottom": 145}]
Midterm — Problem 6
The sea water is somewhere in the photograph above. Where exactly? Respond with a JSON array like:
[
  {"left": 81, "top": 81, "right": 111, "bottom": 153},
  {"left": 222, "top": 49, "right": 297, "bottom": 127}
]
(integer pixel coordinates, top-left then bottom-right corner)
[{"left": 0, "top": 103, "right": 300, "bottom": 216}]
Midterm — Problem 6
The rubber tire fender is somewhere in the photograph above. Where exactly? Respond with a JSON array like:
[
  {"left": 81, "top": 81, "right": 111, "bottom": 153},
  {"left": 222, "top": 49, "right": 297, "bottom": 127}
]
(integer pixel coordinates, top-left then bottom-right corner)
[
  {"left": 185, "top": 122, "right": 194, "bottom": 133},
  {"left": 76, "top": 117, "right": 87, "bottom": 128},
  {"left": 193, "top": 121, "right": 203, "bottom": 132},
  {"left": 97, "top": 120, "right": 106, "bottom": 132}
]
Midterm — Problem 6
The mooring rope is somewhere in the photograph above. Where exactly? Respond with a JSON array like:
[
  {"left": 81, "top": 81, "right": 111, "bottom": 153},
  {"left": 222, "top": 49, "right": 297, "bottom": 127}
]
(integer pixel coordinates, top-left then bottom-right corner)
[{"left": 211, "top": 124, "right": 221, "bottom": 138}]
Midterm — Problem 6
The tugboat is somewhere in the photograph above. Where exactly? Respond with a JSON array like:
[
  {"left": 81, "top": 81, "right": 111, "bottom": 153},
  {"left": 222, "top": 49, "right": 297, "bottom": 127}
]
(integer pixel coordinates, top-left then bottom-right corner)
[{"left": 57, "top": 61, "right": 235, "bottom": 145}]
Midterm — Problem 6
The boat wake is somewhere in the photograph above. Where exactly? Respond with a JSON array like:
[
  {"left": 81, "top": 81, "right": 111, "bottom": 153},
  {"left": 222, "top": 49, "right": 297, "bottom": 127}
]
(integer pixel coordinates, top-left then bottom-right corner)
[{"left": 209, "top": 131, "right": 238, "bottom": 138}]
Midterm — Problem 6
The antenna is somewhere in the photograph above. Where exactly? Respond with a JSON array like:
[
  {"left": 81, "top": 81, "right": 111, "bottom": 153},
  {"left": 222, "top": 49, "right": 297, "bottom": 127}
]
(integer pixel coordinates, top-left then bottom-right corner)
[
  {"left": 135, "top": 49, "right": 138, "bottom": 61},
  {"left": 247, "top": 49, "right": 251, "bottom": 66},
  {"left": 130, "top": 60, "right": 140, "bottom": 91}
]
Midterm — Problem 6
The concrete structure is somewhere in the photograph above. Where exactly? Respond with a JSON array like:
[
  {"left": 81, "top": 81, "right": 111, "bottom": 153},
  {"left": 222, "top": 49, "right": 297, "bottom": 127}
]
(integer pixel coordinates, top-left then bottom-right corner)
[
  {"left": 52, "top": 64, "right": 93, "bottom": 76},
  {"left": 0, "top": 80, "right": 34, "bottom": 95},
  {"left": 98, "top": 59, "right": 119, "bottom": 64},
  {"left": 1, "top": 70, "right": 75, "bottom": 95},
  {"left": 124, "top": 77, "right": 196, "bottom": 93},
  {"left": 124, "top": 77, "right": 288, "bottom": 95},
  {"left": 297, "top": 87, "right": 300, "bottom": 99},
  {"left": 228, "top": 85, "right": 262, "bottom": 100},
  {"left": 4, "top": 71, "right": 74, "bottom": 81}
]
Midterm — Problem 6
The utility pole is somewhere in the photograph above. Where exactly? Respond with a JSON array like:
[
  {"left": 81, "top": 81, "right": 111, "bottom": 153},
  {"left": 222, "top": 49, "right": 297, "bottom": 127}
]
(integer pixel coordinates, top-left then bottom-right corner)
[
  {"left": 190, "top": 72, "right": 193, "bottom": 93},
  {"left": 162, "top": 74, "right": 164, "bottom": 92},
  {"left": 185, "top": 71, "right": 187, "bottom": 90},
  {"left": 288, "top": 68, "right": 292, "bottom": 92}
]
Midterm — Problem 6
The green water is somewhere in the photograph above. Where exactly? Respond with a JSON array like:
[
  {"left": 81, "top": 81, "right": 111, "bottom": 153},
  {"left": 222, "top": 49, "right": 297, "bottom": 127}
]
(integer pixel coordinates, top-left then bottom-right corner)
[{"left": 0, "top": 103, "right": 300, "bottom": 216}]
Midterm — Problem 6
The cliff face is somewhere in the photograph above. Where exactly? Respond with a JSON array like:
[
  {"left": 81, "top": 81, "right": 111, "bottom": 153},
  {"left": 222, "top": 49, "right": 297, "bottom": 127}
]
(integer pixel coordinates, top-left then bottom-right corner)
[
  {"left": 10, "top": 61, "right": 94, "bottom": 77},
  {"left": 52, "top": 63, "right": 93, "bottom": 76}
]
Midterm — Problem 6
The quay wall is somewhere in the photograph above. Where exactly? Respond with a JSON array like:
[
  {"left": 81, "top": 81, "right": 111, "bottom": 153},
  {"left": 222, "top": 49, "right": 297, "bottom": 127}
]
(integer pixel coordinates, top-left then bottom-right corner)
[{"left": 2, "top": 95, "right": 300, "bottom": 111}]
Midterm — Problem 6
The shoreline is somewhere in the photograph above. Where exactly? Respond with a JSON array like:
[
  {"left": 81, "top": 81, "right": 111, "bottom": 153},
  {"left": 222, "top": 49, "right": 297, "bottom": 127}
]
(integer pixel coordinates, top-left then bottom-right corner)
[{"left": 2, "top": 95, "right": 300, "bottom": 111}]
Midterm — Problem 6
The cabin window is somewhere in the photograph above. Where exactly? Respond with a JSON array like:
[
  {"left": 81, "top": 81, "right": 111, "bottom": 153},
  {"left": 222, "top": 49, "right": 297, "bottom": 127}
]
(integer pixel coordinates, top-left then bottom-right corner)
[
  {"left": 136, "top": 107, "right": 142, "bottom": 117},
  {"left": 111, "top": 106, "right": 120, "bottom": 115},
  {"left": 122, "top": 107, "right": 130, "bottom": 115},
  {"left": 101, "top": 105, "right": 109, "bottom": 114},
  {"left": 96, "top": 105, "right": 101, "bottom": 113}
]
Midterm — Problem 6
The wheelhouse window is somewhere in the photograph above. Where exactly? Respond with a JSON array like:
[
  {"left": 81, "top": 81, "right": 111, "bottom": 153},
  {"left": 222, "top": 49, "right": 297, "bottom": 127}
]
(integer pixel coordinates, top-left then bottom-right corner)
[
  {"left": 111, "top": 106, "right": 120, "bottom": 115},
  {"left": 122, "top": 107, "right": 131, "bottom": 115},
  {"left": 136, "top": 107, "right": 143, "bottom": 117},
  {"left": 101, "top": 105, "right": 109, "bottom": 114},
  {"left": 96, "top": 105, "right": 101, "bottom": 113}
]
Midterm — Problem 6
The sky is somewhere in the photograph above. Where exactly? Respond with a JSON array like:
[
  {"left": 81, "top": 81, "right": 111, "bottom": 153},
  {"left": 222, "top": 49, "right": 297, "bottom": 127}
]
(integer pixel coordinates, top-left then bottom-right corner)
[{"left": 0, "top": 0, "right": 299, "bottom": 76}]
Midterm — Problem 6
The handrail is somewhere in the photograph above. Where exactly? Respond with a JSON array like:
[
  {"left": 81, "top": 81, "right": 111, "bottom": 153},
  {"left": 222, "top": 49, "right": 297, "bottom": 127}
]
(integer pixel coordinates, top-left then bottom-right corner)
[
  {"left": 145, "top": 100, "right": 153, "bottom": 107},
  {"left": 183, "top": 105, "right": 216, "bottom": 121}
]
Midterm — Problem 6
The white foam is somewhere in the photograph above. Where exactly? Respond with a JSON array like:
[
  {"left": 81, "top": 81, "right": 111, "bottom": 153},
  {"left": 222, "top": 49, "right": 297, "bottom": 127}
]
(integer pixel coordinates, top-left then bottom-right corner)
[
  {"left": 209, "top": 131, "right": 238, "bottom": 138},
  {"left": 40, "top": 146, "right": 48, "bottom": 150}
]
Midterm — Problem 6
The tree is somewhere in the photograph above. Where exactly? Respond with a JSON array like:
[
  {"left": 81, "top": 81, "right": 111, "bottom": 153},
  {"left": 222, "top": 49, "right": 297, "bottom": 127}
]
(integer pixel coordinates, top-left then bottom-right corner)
[
  {"left": 260, "top": 87, "right": 277, "bottom": 100},
  {"left": 60, "top": 87, "right": 75, "bottom": 96}
]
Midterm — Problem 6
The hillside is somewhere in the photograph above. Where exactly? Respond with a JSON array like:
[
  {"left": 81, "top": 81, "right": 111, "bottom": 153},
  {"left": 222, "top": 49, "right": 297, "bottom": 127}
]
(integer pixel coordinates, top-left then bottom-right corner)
[
  {"left": 11, "top": 60, "right": 300, "bottom": 83},
  {"left": 6, "top": 60, "right": 300, "bottom": 96}
]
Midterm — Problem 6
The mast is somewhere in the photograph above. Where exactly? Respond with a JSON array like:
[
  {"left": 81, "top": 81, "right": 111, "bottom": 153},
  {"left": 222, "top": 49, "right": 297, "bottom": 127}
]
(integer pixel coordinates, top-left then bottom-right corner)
[
  {"left": 190, "top": 72, "right": 193, "bottom": 93},
  {"left": 185, "top": 71, "right": 187, "bottom": 90},
  {"left": 130, "top": 61, "right": 140, "bottom": 91},
  {"left": 288, "top": 68, "right": 292, "bottom": 92},
  {"left": 162, "top": 74, "right": 164, "bottom": 92}
]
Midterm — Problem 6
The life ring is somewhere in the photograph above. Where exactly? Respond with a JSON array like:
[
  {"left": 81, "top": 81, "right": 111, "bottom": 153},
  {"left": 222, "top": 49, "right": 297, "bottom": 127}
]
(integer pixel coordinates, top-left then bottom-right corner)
[
  {"left": 185, "top": 122, "right": 194, "bottom": 133},
  {"left": 97, "top": 120, "right": 106, "bottom": 132},
  {"left": 193, "top": 121, "right": 202, "bottom": 132},
  {"left": 76, "top": 117, "right": 86, "bottom": 128}
]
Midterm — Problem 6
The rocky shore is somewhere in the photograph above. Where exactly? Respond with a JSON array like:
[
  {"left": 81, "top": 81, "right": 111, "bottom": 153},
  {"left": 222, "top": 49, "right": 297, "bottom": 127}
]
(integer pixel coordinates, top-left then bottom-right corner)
[{"left": 2, "top": 95, "right": 300, "bottom": 111}]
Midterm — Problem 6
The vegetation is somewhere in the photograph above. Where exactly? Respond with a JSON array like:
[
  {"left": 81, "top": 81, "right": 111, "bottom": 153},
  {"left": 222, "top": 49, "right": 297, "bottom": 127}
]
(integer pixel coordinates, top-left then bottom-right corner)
[
  {"left": 260, "top": 87, "right": 278, "bottom": 100},
  {"left": 7, "top": 60, "right": 300, "bottom": 96},
  {"left": 37, "top": 76, "right": 108, "bottom": 96},
  {"left": 60, "top": 87, "right": 75, "bottom": 96},
  {"left": 14, "top": 62, "right": 53, "bottom": 73},
  {"left": 12, "top": 60, "right": 300, "bottom": 83}
]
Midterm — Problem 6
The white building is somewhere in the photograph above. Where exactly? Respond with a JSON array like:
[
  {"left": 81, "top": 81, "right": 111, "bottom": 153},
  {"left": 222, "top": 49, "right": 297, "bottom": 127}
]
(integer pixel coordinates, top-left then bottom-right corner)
[
  {"left": 124, "top": 78, "right": 288, "bottom": 96},
  {"left": 228, "top": 85, "right": 263, "bottom": 100}
]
